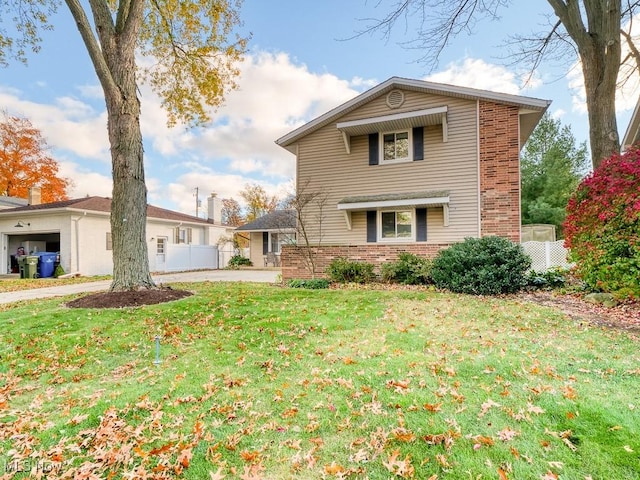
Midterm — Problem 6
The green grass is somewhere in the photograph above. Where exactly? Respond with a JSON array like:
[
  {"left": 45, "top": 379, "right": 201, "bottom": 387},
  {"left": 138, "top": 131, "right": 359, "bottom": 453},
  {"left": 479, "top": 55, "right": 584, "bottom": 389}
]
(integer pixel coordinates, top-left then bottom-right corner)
[{"left": 0, "top": 282, "right": 639, "bottom": 479}]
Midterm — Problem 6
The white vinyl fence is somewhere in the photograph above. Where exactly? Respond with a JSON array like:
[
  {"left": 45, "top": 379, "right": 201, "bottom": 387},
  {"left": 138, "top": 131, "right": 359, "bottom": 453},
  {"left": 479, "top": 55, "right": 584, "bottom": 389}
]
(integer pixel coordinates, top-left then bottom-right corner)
[
  {"left": 521, "top": 240, "right": 573, "bottom": 272},
  {"left": 165, "top": 244, "right": 218, "bottom": 271}
]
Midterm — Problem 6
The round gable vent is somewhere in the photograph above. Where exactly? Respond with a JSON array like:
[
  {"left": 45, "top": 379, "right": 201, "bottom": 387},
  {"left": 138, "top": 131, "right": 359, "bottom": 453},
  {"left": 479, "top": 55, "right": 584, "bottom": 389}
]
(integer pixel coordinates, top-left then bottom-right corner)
[{"left": 386, "top": 90, "right": 405, "bottom": 109}]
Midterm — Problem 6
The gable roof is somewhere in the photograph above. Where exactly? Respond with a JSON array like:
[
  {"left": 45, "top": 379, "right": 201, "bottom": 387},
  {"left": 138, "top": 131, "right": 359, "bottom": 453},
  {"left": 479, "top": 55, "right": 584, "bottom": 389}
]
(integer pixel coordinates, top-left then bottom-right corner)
[
  {"left": 622, "top": 97, "right": 640, "bottom": 148},
  {"left": 236, "top": 210, "right": 296, "bottom": 232},
  {"left": 276, "top": 76, "right": 551, "bottom": 153},
  {"left": 0, "top": 196, "right": 213, "bottom": 225}
]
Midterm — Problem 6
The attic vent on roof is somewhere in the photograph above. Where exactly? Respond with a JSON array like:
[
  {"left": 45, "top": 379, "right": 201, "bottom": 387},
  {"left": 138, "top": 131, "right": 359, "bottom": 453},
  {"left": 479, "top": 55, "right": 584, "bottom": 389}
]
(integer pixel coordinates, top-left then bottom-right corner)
[{"left": 386, "top": 90, "right": 405, "bottom": 109}]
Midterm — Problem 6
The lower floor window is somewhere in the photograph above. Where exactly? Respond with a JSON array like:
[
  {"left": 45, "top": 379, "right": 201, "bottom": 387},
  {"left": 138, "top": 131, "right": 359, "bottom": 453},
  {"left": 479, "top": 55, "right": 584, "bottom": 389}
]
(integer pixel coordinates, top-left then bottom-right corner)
[
  {"left": 270, "top": 232, "right": 296, "bottom": 253},
  {"left": 380, "top": 210, "right": 413, "bottom": 240}
]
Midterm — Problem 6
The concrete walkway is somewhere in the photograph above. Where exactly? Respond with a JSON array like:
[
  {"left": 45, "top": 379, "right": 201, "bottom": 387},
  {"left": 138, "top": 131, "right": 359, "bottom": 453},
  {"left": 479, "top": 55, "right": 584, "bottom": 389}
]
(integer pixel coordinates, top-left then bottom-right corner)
[{"left": 0, "top": 269, "right": 280, "bottom": 305}]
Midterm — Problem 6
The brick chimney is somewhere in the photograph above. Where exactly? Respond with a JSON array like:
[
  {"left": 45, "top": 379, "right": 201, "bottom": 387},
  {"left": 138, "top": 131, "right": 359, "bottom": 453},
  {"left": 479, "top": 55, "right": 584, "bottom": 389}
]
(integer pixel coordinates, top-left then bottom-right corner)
[{"left": 28, "top": 187, "right": 42, "bottom": 205}]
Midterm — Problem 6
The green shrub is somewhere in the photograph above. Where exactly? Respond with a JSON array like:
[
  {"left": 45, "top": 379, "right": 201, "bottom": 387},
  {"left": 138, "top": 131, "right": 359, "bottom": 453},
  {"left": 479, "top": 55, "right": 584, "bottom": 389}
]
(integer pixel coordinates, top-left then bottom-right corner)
[
  {"left": 526, "top": 267, "right": 568, "bottom": 290},
  {"left": 563, "top": 148, "right": 640, "bottom": 298},
  {"left": 381, "top": 252, "right": 432, "bottom": 284},
  {"left": 287, "top": 278, "right": 330, "bottom": 289},
  {"left": 325, "top": 257, "right": 375, "bottom": 284},
  {"left": 228, "top": 255, "right": 252, "bottom": 269},
  {"left": 431, "top": 236, "right": 531, "bottom": 295},
  {"left": 53, "top": 264, "right": 65, "bottom": 278}
]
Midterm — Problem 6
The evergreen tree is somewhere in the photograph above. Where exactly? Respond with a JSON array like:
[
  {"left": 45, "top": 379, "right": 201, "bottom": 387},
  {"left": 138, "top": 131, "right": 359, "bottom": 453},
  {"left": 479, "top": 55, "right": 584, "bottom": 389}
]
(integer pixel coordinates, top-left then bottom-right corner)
[{"left": 521, "top": 113, "right": 589, "bottom": 236}]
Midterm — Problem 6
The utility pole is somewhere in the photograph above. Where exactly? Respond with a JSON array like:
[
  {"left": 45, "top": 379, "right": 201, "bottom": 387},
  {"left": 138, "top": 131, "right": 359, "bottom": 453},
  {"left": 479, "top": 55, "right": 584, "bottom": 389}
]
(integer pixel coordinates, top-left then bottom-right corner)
[{"left": 194, "top": 187, "right": 199, "bottom": 217}]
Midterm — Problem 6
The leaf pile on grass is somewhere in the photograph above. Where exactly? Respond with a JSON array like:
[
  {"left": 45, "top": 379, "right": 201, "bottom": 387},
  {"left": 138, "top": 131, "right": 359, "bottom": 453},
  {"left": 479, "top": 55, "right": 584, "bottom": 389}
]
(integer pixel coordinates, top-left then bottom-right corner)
[
  {"left": 0, "top": 275, "right": 111, "bottom": 293},
  {"left": 0, "top": 282, "right": 639, "bottom": 479}
]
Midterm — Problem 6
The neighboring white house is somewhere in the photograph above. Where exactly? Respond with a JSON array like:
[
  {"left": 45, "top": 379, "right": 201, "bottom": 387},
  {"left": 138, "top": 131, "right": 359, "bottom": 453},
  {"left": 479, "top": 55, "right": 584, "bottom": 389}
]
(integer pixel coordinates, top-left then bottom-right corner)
[{"left": 0, "top": 194, "right": 234, "bottom": 276}]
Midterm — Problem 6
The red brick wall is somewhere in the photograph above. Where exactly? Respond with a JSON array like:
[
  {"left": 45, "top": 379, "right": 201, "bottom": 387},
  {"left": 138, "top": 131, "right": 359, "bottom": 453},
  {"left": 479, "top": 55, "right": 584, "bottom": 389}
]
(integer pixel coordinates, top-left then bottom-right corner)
[
  {"left": 478, "top": 101, "right": 521, "bottom": 242},
  {"left": 281, "top": 244, "right": 452, "bottom": 281}
]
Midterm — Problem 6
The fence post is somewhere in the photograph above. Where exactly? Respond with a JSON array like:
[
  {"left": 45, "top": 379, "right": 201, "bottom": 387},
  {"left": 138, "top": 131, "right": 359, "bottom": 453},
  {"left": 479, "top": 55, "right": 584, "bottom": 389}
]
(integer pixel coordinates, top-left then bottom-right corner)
[{"left": 545, "top": 242, "right": 551, "bottom": 270}]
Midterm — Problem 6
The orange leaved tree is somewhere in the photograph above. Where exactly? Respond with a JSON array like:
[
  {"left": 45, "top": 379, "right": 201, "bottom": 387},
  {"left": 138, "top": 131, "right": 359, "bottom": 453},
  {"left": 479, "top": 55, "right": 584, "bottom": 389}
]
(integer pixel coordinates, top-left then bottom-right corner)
[{"left": 0, "top": 111, "right": 71, "bottom": 202}]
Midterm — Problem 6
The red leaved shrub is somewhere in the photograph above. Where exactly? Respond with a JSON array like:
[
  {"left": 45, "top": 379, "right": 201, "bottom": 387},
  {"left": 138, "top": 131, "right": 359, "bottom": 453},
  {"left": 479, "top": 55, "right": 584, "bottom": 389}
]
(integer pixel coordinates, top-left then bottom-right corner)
[{"left": 563, "top": 148, "right": 640, "bottom": 298}]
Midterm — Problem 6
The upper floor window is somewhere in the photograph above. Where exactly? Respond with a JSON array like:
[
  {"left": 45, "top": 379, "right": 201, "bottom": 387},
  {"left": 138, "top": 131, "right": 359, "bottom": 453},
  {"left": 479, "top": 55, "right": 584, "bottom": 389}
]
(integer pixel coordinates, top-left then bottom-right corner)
[
  {"left": 381, "top": 130, "right": 412, "bottom": 164},
  {"left": 380, "top": 210, "right": 414, "bottom": 241}
]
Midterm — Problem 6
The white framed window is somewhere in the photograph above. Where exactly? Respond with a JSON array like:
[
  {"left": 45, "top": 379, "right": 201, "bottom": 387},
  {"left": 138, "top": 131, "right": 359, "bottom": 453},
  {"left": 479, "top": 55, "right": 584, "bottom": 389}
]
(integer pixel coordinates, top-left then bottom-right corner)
[
  {"left": 379, "top": 209, "right": 414, "bottom": 241},
  {"left": 156, "top": 237, "right": 166, "bottom": 254},
  {"left": 106, "top": 232, "right": 112, "bottom": 250},
  {"left": 269, "top": 232, "right": 296, "bottom": 253},
  {"left": 381, "top": 129, "right": 412, "bottom": 164}
]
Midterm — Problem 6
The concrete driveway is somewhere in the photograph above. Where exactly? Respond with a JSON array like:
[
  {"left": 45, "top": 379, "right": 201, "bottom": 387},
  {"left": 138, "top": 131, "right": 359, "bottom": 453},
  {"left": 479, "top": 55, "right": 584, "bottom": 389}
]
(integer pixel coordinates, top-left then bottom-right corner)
[{"left": 0, "top": 269, "right": 280, "bottom": 305}]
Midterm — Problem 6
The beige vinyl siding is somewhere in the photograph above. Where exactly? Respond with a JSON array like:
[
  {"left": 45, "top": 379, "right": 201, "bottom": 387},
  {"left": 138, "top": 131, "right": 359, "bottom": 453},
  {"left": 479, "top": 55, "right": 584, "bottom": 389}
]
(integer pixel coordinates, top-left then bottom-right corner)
[
  {"left": 248, "top": 232, "right": 265, "bottom": 267},
  {"left": 297, "top": 89, "right": 479, "bottom": 245}
]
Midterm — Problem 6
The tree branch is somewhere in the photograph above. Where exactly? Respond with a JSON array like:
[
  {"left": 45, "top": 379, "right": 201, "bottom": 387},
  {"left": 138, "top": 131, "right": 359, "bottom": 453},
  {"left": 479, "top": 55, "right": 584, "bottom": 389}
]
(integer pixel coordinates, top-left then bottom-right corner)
[{"left": 64, "top": 0, "right": 119, "bottom": 100}]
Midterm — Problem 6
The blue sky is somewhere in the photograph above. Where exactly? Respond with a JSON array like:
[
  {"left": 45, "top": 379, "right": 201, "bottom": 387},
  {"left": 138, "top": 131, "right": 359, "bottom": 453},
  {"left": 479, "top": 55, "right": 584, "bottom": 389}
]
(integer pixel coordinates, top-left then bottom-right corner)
[{"left": 1, "top": 1, "right": 639, "bottom": 216}]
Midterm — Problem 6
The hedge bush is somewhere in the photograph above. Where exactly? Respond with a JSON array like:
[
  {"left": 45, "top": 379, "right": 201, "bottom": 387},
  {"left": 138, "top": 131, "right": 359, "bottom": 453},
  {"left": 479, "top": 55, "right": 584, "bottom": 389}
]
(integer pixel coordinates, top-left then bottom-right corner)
[
  {"left": 431, "top": 236, "right": 531, "bottom": 295},
  {"left": 563, "top": 148, "right": 640, "bottom": 298},
  {"left": 325, "top": 257, "right": 375, "bottom": 284},
  {"left": 381, "top": 252, "right": 432, "bottom": 285},
  {"left": 287, "top": 278, "right": 330, "bottom": 289}
]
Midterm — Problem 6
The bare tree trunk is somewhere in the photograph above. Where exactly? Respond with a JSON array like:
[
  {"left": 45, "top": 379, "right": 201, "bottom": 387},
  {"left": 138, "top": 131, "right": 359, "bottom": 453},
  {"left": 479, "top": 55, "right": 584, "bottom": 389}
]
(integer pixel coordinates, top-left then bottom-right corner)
[
  {"left": 548, "top": 0, "right": 622, "bottom": 168},
  {"left": 107, "top": 98, "right": 155, "bottom": 290},
  {"left": 105, "top": 44, "right": 155, "bottom": 291}
]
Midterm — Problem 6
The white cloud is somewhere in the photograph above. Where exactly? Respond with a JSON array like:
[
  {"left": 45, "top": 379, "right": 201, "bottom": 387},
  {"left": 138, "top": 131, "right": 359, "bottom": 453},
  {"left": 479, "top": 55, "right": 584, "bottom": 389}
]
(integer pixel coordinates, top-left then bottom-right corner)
[
  {"left": 58, "top": 160, "right": 112, "bottom": 198},
  {"left": 0, "top": 87, "right": 110, "bottom": 161},
  {"left": 158, "top": 171, "right": 290, "bottom": 216},
  {"left": 424, "top": 58, "right": 524, "bottom": 95}
]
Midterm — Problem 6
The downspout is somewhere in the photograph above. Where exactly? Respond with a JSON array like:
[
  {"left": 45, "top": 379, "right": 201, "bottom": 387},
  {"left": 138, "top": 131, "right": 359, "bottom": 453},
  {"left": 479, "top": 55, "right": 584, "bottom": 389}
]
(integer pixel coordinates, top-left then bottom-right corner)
[
  {"left": 73, "top": 213, "right": 86, "bottom": 272},
  {"left": 476, "top": 100, "right": 482, "bottom": 238}
]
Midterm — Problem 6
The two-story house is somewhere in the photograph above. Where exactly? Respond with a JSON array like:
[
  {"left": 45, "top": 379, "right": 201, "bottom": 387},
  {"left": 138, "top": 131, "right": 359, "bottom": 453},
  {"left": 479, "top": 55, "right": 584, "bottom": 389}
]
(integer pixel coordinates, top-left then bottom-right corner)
[{"left": 276, "top": 76, "right": 551, "bottom": 280}]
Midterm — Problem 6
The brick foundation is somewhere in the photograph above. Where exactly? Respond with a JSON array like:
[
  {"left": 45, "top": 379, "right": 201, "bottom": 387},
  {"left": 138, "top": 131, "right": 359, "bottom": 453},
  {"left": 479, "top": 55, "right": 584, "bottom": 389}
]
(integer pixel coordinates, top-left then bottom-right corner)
[{"left": 281, "top": 244, "right": 452, "bottom": 281}]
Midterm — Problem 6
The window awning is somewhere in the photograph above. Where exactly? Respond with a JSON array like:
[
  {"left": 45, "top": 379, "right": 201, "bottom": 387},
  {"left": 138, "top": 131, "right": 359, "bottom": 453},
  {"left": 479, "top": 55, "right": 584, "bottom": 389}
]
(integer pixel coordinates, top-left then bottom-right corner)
[
  {"left": 336, "top": 106, "right": 448, "bottom": 153},
  {"left": 337, "top": 191, "right": 450, "bottom": 230}
]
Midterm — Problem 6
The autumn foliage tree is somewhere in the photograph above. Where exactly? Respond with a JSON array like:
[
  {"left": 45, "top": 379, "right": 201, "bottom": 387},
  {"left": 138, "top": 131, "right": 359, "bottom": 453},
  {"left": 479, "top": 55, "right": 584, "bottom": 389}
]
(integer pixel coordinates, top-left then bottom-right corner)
[
  {"left": 239, "top": 183, "right": 279, "bottom": 223},
  {"left": 0, "top": 112, "right": 71, "bottom": 202},
  {"left": 1, "top": 0, "right": 247, "bottom": 291},
  {"left": 563, "top": 148, "right": 640, "bottom": 298}
]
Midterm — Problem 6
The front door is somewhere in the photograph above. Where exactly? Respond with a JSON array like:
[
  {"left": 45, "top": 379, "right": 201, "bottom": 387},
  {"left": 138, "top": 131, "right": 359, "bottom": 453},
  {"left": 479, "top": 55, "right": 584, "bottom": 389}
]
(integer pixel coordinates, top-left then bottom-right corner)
[{"left": 156, "top": 237, "right": 167, "bottom": 272}]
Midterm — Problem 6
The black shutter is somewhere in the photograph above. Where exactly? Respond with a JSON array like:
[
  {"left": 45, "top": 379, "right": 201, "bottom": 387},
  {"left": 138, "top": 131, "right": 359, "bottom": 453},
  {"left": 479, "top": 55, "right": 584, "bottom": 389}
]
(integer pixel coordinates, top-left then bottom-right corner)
[
  {"left": 416, "top": 208, "right": 427, "bottom": 241},
  {"left": 366, "top": 211, "right": 377, "bottom": 242},
  {"left": 368, "top": 133, "right": 379, "bottom": 165},
  {"left": 413, "top": 127, "right": 424, "bottom": 161},
  {"left": 262, "top": 232, "right": 268, "bottom": 254}
]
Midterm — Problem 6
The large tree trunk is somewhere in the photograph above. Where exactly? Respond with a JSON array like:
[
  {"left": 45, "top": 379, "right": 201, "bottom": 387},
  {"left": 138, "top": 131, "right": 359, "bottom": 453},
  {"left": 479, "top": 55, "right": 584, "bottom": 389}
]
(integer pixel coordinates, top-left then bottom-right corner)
[
  {"left": 104, "top": 31, "right": 155, "bottom": 291},
  {"left": 548, "top": 0, "right": 622, "bottom": 169},
  {"left": 107, "top": 100, "right": 155, "bottom": 291}
]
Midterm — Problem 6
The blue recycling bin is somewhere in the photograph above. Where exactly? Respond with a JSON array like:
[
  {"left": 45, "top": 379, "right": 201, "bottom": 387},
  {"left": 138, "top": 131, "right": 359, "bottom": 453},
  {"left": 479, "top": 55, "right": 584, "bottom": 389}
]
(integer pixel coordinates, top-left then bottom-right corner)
[{"left": 37, "top": 252, "right": 58, "bottom": 278}]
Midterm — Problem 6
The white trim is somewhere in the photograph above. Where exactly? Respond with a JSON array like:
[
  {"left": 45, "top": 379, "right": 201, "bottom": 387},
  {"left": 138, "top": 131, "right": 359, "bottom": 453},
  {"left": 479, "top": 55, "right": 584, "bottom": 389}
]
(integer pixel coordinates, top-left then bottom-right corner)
[
  {"left": 623, "top": 97, "right": 640, "bottom": 148},
  {"left": 378, "top": 209, "right": 416, "bottom": 243},
  {"left": 380, "top": 129, "right": 413, "bottom": 164},
  {"left": 476, "top": 100, "right": 482, "bottom": 238},
  {"left": 341, "top": 131, "right": 351, "bottom": 154},
  {"left": 337, "top": 196, "right": 449, "bottom": 211},
  {"left": 336, "top": 106, "right": 447, "bottom": 131}
]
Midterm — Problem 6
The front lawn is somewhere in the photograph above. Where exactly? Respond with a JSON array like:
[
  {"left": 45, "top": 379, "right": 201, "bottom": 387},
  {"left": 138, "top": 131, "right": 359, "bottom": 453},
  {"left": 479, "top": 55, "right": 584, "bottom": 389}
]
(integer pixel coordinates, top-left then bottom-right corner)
[{"left": 0, "top": 283, "right": 638, "bottom": 479}]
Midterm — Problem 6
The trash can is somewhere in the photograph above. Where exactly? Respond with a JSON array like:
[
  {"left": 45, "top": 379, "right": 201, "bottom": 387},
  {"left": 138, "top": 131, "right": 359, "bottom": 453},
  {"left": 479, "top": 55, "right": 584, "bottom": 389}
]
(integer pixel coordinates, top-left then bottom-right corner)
[
  {"left": 17, "top": 256, "right": 26, "bottom": 279},
  {"left": 24, "top": 256, "right": 39, "bottom": 279},
  {"left": 37, "top": 252, "right": 57, "bottom": 278}
]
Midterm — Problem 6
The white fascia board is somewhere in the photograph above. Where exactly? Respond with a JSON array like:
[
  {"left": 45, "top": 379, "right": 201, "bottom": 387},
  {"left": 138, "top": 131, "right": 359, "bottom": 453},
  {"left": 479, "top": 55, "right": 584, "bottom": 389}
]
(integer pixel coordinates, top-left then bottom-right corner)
[
  {"left": 336, "top": 106, "right": 448, "bottom": 131},
  {"left": 337, "top": 196, "right": 450, "bottom": 211}
]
